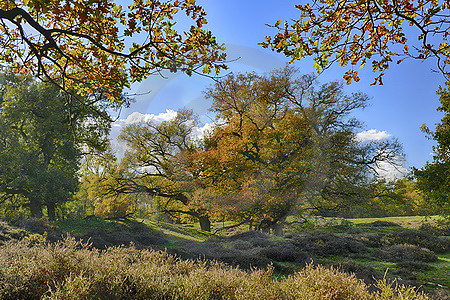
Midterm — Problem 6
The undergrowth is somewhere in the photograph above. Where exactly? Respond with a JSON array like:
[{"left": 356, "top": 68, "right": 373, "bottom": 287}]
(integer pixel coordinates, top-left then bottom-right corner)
[{"left": 0, "top": 238, "right": 429, "bottom": 300}]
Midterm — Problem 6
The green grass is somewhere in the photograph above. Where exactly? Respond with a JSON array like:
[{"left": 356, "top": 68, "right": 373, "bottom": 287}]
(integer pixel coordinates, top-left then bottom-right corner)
[
  {"left": 415, "top": 252, "right": 450, "bottom": 289},
  {"left": 56, "top": 218, "right": 213, "bottom": 243},
  {"left": 353, "top": 257, "right": 396, "bottom": 273},
  {"left": 348, "top": 216, "right": 442, "bottom": 228},
  {"left": 56, "top": 218, "right": 119, "bottom": 234},
  {"left": 138, "top": 219, "right": 213, "bottom": 242}
]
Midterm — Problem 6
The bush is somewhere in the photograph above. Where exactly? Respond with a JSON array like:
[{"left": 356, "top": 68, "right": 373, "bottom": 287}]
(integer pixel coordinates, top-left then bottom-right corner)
[
  {"left": 16, "top": 218, "right": 64, "bottom": 242},
  {"left": 76, "top": 221, "right": 167, "bottom": 249},
  {"left": 0, "top": 221, "right": 27, "bottom": 244},
  {"left": 0, "top": 238, "right": 430, "bottom": 299},
  {"left": 260, "top": 241, "right": 306, "bottom": 262},
  {"left": 291, "top": 231, "right": 368, "bottom": 256},
  {"left": 287, "top": 217, "right": 358, "bottom": 233},
  {"left": 329, "top": 261, "right": 381, "bottom": 287},
  {"left": 419, "top": 223, "right": 450, "bottom": 237},
  {"left": 384, "top": 229, "right": 450, "bottom": 253},
  {"left": 355, "top": 233, "right": 384, "bottom": 248},
  {"left": 396, "top": 261, "right": 432, "bottom": 271},
  {"left": 220, "top": 254, "right": 272, "bottom": 270},
  {"left": 375, "top": 244, "right": 438, "bottom": 263},
  {"left": 278, "top": 264, "right": 374, "bottom": 300},
  {"left": 228, "top": 231, "right": 268, "bottom": 241},
  {"left": 229, "top": 239, "right": 253, "bottom": 250},
  {"left": 369, "top": 221, "right": 401, "bottom": 227}
]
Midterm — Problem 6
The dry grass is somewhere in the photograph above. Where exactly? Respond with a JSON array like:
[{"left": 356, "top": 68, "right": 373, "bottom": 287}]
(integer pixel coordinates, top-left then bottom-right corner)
[{"left": 0, "top": 237, "right": 429, "bottom": 299}]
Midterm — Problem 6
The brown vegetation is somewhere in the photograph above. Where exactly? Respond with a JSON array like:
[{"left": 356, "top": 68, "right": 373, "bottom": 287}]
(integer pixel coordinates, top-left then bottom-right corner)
[{"left": 0, "top": 237, "right": 429, "bottom": 300}]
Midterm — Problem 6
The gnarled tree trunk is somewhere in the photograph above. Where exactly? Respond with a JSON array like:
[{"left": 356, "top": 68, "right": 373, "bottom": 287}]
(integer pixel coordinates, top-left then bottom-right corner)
[
  {"left": 47, "top": 202, "right": 56, "bottom": 221},
  {"left": 29, "top": 199, "right": 43, "bottom": 218},
  {"left": 198, "top": 215, "right": 211, "bottom": 232}
]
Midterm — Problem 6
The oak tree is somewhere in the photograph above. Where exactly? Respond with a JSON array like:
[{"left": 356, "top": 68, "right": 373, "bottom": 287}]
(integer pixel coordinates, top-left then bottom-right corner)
[
  {"left": 261, "top": 0, "right": 449, "bottom": 84},
  {"left": 92, "top": 109, "right": 214, "bottom": 230},
  {"left": 0, "top": 74, "right": 113, "bottom": 219},
  {"left": 415, "top": 83, "right": 450, "bottom": 217},
  {"left": 202, "top": 68, "right": 402, "bottom": 233},
  {"left": 0, "top": 0, "right": 227, "bottom": 103}
]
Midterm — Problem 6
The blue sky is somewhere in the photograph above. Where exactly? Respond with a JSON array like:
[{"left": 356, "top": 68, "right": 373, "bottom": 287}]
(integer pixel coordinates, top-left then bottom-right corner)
[{"left": 115, "top": 0, "right": 446, "bottom": 171}]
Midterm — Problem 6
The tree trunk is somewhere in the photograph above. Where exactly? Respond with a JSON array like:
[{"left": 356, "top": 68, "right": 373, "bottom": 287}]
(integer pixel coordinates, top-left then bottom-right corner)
[
  {"left": 29, "top": 199, "right": 43, "bottom": 218},
  {"left": 199, "top": 215, "right": 211, "bottom": 232},
  {"left": 47, "top": 202, "right": 56, "bottom": 221},
  {"left": 272, "top": 222, "right": 284, "bottom": 236},
  {"left": 272, "top": 216, "right": 287, "bottom": 236}
]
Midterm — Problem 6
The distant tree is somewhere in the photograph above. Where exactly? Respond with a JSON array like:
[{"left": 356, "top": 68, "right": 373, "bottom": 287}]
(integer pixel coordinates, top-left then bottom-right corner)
[
  {"left": 202, "top": 67, "right": 402, "bottom": 233},
  {"left": 0, "top": 74, "right": 112, "bottom": 219},
  {"left": 261, "top": 0, "right": 449, "bottom": 84},
  {"left": 344, "top": 178, "right": 429, "bottom": 217},
  {"left": 415, "top": 83, "right": 450, "bottom": 218},
  {"left": 88, "top": 110, "right": 214, "bottom": 230},
  {"left": 0, "top": 0, "right": 227, "bottom": 103}
]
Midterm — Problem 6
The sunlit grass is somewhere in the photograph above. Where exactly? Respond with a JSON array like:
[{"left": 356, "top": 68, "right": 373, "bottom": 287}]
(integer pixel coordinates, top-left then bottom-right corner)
[
  {"left": 138, "top": 219, "right": 213, "bottom": 242},
  {"left": 348, "top": 216, "right": 442, "bottom": 228},
  {"left": 415, "top": 253, "right": 450, "bottom": 288}
]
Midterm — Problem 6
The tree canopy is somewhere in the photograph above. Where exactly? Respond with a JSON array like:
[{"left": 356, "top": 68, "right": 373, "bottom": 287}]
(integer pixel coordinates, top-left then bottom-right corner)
[
  {"left": 201, "top": 68, "right": 402, "bottom": 232},
  {"left": 0, "top": 74, "right": 113, "bottom": 219},
  {"left": 261, "top": 0, "right": 449, "bottom": 84},
  {"left": 261, "top": 0, "right": 449, "bottom": 222},
  {"left": 415, "top": 83, "right": 450, "bottom": 217},
  {"left": 0, "top": 0, "right": 227, "bottom": 102}
]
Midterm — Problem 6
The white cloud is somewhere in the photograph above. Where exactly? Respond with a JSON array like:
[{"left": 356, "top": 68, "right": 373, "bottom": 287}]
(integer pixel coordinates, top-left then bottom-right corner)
[
  {"left": 113, "top": 110, "right": 178, "bottom": 128},
  {"left": 375, "top": 156, "right": 409, "bottom": 182},
  {"left": 191, "top": 121, "right": 217, "bottom": 140},
  {"left": 110, "top": 110, "right": 177, "bottom": 160},
  {"left": 356, "top": 129, "right": 391, "bottom": 142}
]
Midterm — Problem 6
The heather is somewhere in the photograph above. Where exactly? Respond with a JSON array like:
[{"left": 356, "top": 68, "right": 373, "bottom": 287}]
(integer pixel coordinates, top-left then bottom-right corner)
[{"left": 0, "top": 237, "right": 429, "bottom": 300}]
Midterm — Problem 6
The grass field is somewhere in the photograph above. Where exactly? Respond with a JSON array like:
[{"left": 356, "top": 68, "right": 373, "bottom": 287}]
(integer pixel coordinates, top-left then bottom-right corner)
[{"left": 348, "top": 216, "right": 444, "bottom": 228}]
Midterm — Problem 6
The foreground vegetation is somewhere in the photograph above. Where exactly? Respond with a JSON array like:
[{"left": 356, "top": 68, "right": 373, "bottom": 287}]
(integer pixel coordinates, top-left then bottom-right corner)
[
  {"left": 0, "top": 237, "right": 431, "bottom": 300},
  {"left": 0, "top": 216, "right": 448, "bottom": 299}
]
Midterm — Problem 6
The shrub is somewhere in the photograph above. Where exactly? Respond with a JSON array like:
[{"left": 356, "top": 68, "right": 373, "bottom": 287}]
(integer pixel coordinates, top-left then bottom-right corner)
[
  {"left": 369, "top": 221, "right": 401, "bottom": 227},
  {"left": 0, "top": 221, "right": 27, "bottom": 244},
  {"left": 355, "top": 233, "right": 385, "bottom": 248},
  {"left": 419, "top": 223, "right": 450, "bottom": 237},
  {"left": 278, "top": 264, "right": 374, "bottom": 300},
  {"left": 260, "top": 241, "right": 305, "bottom": 262},
  {"left": 0, "top": 238, "right": 430, "bottom": 299},
  {"left": 384, "top": 229, "right": 450, "bottom": 253},
  {"left": 221, "top": 254, "right": 272, "bottom": 270},
  {"left": 291, "top": 231, "right": 368, "bottom": 256},
  {"left": 330, "top": 261, "right": 381, "bottom": 287},
  {"left": 287, "top": 217, "right": 358, "bottom": 234},
  {"left": 229, "top": 239, "right": 253, "bottom": 250},
  {"left": 376, "top": 279, "right": 429, "bottom": 300},
  {"left": 375, "top": 244, "right": 438, "bottom": 263},
  {"left": 396, "top": 261, "right": 432, "bottom": 271},
  {"left": 228, "top": 231, "right": 268, "bottom": 241},
  {"left": 227, "top": 231, "right": 271, "bottom": 248},
  {"left": 77, "top": 222, "right": 167, "bottom": 250},
  {"left": 19, "top": 218, "right": 64, "bottom": 242}
]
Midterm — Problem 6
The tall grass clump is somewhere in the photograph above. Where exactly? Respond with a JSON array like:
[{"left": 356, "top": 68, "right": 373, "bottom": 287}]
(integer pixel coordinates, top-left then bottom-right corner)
[{"left": 0, "top": 238, "right": 429, "bottom": 299}]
